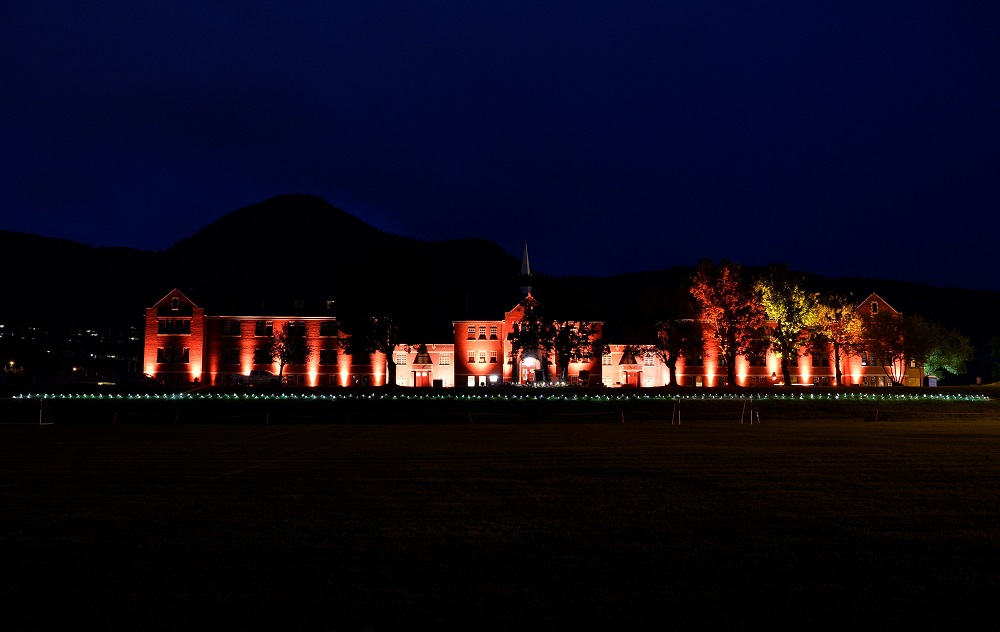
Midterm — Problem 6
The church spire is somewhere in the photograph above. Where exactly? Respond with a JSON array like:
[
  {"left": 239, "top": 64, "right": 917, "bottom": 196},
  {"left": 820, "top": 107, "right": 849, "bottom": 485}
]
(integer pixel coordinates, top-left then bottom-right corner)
[{"left": 519, "top": 242, "right": 532, "bottom": 295}]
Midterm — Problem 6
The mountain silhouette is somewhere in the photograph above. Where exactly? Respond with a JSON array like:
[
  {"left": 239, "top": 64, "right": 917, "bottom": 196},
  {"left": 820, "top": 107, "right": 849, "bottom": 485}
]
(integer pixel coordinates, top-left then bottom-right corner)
[{"left": 2, "top": 193, "right": 998, "bottom": 381}]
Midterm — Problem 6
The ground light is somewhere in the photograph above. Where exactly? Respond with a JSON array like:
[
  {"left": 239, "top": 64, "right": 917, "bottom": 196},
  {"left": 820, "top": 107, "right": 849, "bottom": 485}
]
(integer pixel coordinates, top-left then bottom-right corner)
[{"left": 12, "top": 392, "right": 991, "bottom": 403}]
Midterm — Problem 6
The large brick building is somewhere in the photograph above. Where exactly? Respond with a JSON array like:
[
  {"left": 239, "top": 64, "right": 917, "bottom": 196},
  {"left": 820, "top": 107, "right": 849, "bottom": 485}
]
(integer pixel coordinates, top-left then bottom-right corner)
[{"left": 143, "top": 277, "right": 921, "bottom": 388}]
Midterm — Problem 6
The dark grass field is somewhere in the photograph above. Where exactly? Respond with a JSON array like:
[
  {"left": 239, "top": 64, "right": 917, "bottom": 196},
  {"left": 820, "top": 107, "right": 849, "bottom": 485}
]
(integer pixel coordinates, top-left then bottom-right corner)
[{"left": 2, "top": 410, "right": 1000, "bottom": 630}]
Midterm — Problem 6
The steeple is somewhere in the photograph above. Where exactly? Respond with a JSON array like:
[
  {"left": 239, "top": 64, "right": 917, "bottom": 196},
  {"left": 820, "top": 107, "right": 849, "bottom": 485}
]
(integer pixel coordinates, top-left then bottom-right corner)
[{"left": 519, "top": 242, "right": 532, "bottom": 295}]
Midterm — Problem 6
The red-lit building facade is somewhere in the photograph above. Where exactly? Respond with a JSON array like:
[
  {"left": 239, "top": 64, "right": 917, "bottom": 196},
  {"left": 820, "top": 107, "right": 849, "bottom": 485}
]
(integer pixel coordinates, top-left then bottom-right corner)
[
  {"left": 599, "top": 293, "right": 924, "bottom": 388},
  {"left": 144, "top": 288, "right": 921, "bottom": 389},
  {"left": 144, "top": 288, "right": 383, "bottom": 387},
  {"left": 451, "top": 295, "right": 604, "bottom": 387}
]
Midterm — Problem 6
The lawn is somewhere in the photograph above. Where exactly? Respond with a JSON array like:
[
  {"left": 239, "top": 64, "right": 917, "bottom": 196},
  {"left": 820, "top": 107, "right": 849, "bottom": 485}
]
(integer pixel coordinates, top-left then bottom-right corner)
[{"left": 2, "top": 414, "right": 999, "bottom": 630}]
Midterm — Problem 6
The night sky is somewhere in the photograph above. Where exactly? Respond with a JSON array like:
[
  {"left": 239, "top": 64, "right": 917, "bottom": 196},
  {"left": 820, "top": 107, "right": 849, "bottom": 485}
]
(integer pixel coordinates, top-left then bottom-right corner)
[{"left": 3, "top": 2, "right": 998, "bottom": 291}]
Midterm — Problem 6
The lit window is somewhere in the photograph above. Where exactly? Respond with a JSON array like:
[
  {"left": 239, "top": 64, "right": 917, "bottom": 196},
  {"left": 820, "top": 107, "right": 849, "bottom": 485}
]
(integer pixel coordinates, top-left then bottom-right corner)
[
  {"left": 467, "top": 325, "right": 475, "bottom": 339},
  {"left": 489, "top": 325, "right": 498, "bottom": 339},
  {"left": 479, "top": 351, "right": 487, "bottom": 363},
  {"left": 468, "top": 350, "right": 475, "bottom": 363},
  {"left": 490, "top": 350, "right": 498, "bottom": 363},
  {"left": 439, "top": 353, "right": 451, "bottom": 366},
  {"left": 394, "top": 352, "right": 408, "bottom": 365},
  {"left": 479, "top": 326, "right": 487, "bottom": 339},
  {"left": 643, "top": 353, "right": 655, "bottom": 366},
  {"left": 602, "top": 354, "right": 612, "bottom": 366},
  {"left": 871, "top": 302, "right": 878, "bottom": 314}
]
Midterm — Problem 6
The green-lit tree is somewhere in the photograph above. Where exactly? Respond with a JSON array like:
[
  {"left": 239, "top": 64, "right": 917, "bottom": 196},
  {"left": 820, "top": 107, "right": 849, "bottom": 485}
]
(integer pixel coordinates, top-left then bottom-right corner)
[
  {"left": 755, "top": 265, "right": 820, "bottom": 386},
  {"left": 921, "top": 323, "right": 975, "bottom": 382},
  {"left": 690, "top": 259, "right": 766, "bottom": 386}
]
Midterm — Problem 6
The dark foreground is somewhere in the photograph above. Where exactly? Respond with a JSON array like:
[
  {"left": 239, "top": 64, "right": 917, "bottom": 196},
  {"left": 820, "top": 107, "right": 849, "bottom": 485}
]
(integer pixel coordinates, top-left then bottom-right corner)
[{"left": 2, "top": 419, "right": 999, "bottom": 630}]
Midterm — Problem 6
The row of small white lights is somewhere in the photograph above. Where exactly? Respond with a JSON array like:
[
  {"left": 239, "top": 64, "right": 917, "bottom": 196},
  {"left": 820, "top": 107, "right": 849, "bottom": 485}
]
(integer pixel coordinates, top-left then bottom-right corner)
[{"left": 14, "top": 392, "right": 992, "bottom": 402}]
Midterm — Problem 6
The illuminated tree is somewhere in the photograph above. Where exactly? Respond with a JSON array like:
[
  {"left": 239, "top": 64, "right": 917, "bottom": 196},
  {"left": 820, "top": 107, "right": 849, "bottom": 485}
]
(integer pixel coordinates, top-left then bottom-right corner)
[
  {"left": 653, "top": 319, "right": 703, "bottom": 386},
  {"left": 917, "top": 320, "right": 974, "bottom": 382},
  {"left": 690, "top": 259, "right": 766, "bottom": 386},
  {"left": 259, "top": 324, "right": 312, "bottom": 379},
  {"left": 860, "top": 311, "right": 906, "bottom": 384},
  {"left": 340, "top": 315, "right": 400, "bottom": 386},
  {"left": 813, "top": 294, "right": 864, "bottom": 386},
  {"left": 860, "top": 311, "right": 942, "bottom": 386},
  {"left": 550, "top": 320, "right": 601, "bottom": 383},
  {"left": 507, "top": 295, "right": 553, "bottom": 383},
  {"left": 755, "top": 265, "right": 820, "bottom": 386}
]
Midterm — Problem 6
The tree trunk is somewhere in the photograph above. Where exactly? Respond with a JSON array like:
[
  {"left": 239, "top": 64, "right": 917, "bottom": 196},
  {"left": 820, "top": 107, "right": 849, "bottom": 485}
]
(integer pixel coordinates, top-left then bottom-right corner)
[
  {"left": 385, "top": 358, "right": 396, "bottom": 387},
  {"left": 781, "top": 355, "right": 791, "bottom": 387},
  {"left": 666, "top": 358, "right": 678, "bottom": 386},
  {"left": 833, "top": 342, "right": 843, "bottom": 386}
]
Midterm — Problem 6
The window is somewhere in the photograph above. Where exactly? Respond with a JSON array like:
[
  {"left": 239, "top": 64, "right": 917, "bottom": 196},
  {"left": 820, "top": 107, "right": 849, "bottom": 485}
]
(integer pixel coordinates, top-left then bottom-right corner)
[
  {"left": 253, "top": 349, "right": 271, "bottom": 364},
  {"left": 602, "top": 353, "right": 613, "bottom": 366},
  {"left": 221, "top": 320, "right": 240, "bottom": 336},
  {"left": 643, "top": 353, "right": 655, "bottom": 366},
  {"left": 479, "top": 351, "right": 487, "bottom": 363},
  {"left": 255, "top": 321, "right": 273, "bottom": 337},
  {"left": 871, "top": 301, "right": 879, "bottom": 314},
  {"left": 320, "top": 321, "right": 337, "bottom": 337},
  {"left": 320, "top": 349, "right": 338, "bottom": 365},
  {"left": 689, "top": 354, "right": 704, "bottom": 367},
  {"left": 812, "top": 354, "right": 830, "bottom": 368},
  {"left": 294, "top": 300, "right": 305, "bottom": 310},
  {"left": 467, "top": 325, "right": 476, "bottom": 339},
  {"left": 479, "top": 326, "right": 487, "bottom": 340},
  {"left": 747, "top": 354, "right": 767, "bottom": 367},
  {"left": 490, "top": 350, "right": 498, "bottom": 363},
  {"left": 394, "top": 352, "right": 408, "bottom": 365},
  {"left": 157, "top": 319, "right": 191, "bottom": 334},
  {"left": 468, "top": 350, "right": 475, "bottom": 363},
  {"left": 156, "top": 347, "right": 189, "bottom": 363},
  {"left": 439, "top": 353, "right": 451, "bottom": 366},
  {"left": 468, "top": 376, "right": 476, "bottom": 387},
  {"left": 489, "top": 325, "right": 498, "bottom": 340},
  {"left": 171, "top": 298, "right": 179, "bottom": 310},
  {"left": 221, "top": 348, "right": 240, "bottom": 365},
  {"left": 286, "top": 321, "right": 306, "bottom": 337}
]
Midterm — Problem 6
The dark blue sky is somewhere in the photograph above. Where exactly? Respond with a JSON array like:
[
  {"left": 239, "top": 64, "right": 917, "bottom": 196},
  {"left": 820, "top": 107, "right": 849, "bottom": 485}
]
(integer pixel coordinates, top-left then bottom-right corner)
[{"left": 2, "top": 2, "right": 998, "bottom": 290}]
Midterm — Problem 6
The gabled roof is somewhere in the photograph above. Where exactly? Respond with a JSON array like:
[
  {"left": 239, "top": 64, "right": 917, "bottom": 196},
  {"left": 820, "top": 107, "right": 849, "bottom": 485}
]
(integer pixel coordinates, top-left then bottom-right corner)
[
  {"left": 151, "top": 287, "right": 199, "bottom": 309},
  {"left": 857, "top": 292, "right": 901, "bottom": 316}
]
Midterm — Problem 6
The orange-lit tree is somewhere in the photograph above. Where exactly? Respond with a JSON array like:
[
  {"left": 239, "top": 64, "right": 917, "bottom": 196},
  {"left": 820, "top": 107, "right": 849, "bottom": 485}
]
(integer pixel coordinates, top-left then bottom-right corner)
[
  {"left": 689, "top": 259, "right": 766, "bottom": 386},
  {"left": 755, "top": 264, "right": 819, "bottom": 386},
  {"left": 813, "top": 294, "right": 864, "bottom": 386}
]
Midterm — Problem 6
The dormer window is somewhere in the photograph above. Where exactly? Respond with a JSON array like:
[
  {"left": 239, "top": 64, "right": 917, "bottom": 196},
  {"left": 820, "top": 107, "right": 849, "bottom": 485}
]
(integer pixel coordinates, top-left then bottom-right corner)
[
  {"left": 871, "top": 302, "right": 878, "bottom": 315},
  {"left": 171, "top": 298, "right": 180, "bottom": 310}
]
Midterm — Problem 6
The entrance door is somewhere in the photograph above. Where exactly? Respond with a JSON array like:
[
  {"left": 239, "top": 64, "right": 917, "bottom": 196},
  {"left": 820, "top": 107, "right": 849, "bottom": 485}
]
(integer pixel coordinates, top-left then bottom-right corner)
[{"left": 414, "top": 371, "right": 430, "bottom": 387}]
